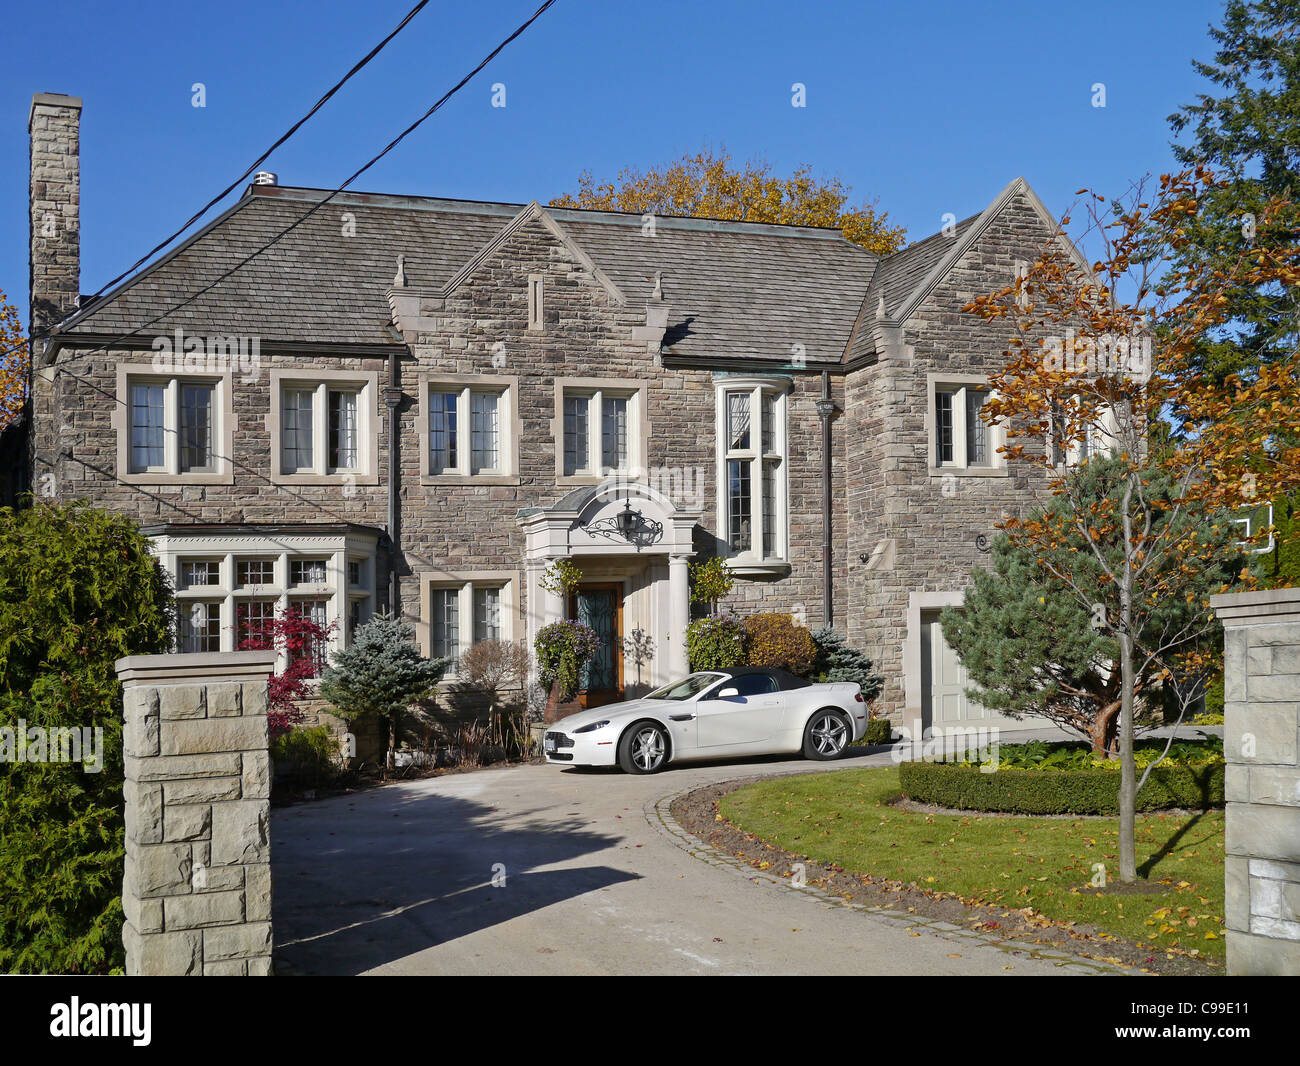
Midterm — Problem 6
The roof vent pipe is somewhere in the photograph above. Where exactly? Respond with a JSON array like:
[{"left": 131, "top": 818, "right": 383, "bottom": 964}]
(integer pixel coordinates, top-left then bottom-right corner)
[{"left": 253, "top": 171, "right": 278, "bottom": 186}]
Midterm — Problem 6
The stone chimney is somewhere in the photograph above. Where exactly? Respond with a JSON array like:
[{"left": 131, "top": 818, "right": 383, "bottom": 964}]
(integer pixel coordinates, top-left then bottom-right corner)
[{"left": 28, "top": 93, "right": 82, "bottom": 346}]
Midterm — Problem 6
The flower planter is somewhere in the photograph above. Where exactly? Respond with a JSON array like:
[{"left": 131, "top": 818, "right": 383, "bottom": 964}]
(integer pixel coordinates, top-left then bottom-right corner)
[{"left": 543, "top": 681, "right": 583, "bottom": 724}]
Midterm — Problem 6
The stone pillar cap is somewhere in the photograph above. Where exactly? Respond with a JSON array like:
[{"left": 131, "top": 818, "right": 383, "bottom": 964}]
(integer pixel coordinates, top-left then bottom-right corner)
[
  {"left": 1210, "top": 587, "right": 1300, "bottom": 627},
  {"left": 115, "top": 650, "right": 277, "bottom": 686},
  {"left": 30, "top": 92, "right": 83, "bottom": 128}
]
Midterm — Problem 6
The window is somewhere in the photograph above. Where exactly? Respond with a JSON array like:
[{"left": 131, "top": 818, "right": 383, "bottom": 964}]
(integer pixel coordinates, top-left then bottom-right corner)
[
  {"left": 430, "top": 587, "right": 460, "bottom": 661},
  {"left": 929, "top": 377, "right": 1003, "bottom": 472},
  {"left": 180, "top": 602, "right": 221, "bottom": 653},
  {"left": 473, "top": 586, "right": 501, "bottom": 643},
  {"left": 291, "top": 558, "right": 328, "bottom": 586},
  {"left": 556, "top": 381, "right": 644, "bottom": 480},
  {"left": 421, "top": 377, "right": 517, "bottom": 480},
  {"left": 419, "top": 572, "right": 519, "bottom": 668},
  {"left": 181, "top": 560, "right": 220, "bottom": 589},
  {"left": 290, "top": 598, "right": 329, "bottom": 677},
  {"left": 237, "top": 558, "right": 275, "bottom": 588},
  {"left": 717, "top": 381, "right": 788, "bottom": 563},
  {"left": 1049, "top": 397, "right": 1120, "bottom": 468},
  {"left": 270, "top": 371, "right": 377, "bottom": 481},
  {"left": 724, "top": 673, "right": 777, "bottom": 697},
  {"left": 236, "top": 600, "right": 277, "bottom": 648},
  {"left": 124, "top": 376, "right": 221, "bottom": 475},
  {"left": 347, "top": 559, "right": 363, "bottom": 587}
]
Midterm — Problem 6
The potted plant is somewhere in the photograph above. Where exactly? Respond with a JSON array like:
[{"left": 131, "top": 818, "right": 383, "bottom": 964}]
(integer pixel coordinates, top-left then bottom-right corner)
[{"left": 534, "top": 620, "right": 601, "bottom": 722}]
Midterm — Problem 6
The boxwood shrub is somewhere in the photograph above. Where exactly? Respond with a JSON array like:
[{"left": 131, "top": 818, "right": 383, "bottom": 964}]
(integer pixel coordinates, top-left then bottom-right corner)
[{"left": 899, "top": 760, "right": 1224, "bottom": 815}]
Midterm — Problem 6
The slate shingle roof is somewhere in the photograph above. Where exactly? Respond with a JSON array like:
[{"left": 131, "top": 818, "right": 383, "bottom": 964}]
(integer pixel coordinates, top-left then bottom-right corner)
[{"left": 60, "top": 183, "right": 1018, "bottom": 366}]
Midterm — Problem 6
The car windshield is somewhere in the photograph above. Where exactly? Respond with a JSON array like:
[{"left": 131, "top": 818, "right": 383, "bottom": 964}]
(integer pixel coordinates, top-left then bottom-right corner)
[{"left": 645, "top": 673, "right": 723, "bottom": 701}]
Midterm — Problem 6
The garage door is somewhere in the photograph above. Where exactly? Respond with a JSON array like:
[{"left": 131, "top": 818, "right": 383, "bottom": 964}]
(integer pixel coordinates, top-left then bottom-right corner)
[{"left": 921, "top": 614, "right": 1058, "bottom": 733}]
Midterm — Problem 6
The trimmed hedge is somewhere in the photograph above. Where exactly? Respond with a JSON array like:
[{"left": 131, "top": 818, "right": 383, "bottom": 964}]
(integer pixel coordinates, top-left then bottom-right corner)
[{"left": 899, "top": 759, "right": 1224, "bottom": 815}]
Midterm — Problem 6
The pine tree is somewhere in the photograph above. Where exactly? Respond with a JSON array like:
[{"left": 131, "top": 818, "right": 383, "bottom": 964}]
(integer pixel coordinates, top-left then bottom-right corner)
[{"left": 319, "top": 614, "right": 448, "bottom": 772}]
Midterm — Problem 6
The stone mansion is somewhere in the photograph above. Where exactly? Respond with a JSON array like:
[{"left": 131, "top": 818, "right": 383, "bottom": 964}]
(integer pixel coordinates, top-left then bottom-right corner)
[{"left": 25, "top": 91, "right": 1083, "bottom": 734}]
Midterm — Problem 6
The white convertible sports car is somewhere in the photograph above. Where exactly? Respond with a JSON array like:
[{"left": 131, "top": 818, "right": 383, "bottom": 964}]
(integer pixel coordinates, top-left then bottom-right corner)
[{"left": 542, "top": 667, "right": 868, "bottom": 774}]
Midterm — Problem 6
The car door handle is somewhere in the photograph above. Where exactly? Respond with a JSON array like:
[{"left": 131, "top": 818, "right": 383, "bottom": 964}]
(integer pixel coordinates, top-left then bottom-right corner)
[{"left": 669, "top": 714, "right": 694, "bottom": 722}]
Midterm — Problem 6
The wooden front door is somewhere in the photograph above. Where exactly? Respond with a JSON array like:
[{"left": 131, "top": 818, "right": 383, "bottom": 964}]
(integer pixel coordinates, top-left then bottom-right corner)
[{"left": 569, "top": 583, "right": 623, "bottom": 708}]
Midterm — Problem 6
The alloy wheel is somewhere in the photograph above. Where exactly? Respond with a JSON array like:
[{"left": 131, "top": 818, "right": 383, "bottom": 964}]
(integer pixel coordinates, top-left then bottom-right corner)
[{"left": 810, "top": 714, "right": 847, "bottom": 756}]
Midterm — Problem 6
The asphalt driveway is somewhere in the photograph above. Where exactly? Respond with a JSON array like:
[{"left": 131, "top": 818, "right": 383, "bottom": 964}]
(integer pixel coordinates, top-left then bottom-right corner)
[{"left": 271, "top": 742, "right": 1127, "bottom": 975}]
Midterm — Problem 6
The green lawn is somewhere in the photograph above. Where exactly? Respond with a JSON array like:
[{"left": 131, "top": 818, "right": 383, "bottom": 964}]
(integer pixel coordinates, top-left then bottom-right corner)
[{"left": 719, "top": 766, "right": 1226, "bottom": 961}]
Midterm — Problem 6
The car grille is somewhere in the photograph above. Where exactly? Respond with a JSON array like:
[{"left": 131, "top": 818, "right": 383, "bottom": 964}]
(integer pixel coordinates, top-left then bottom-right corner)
[{"left": 545, "top": 731, "right": 573, "bottom": 749}]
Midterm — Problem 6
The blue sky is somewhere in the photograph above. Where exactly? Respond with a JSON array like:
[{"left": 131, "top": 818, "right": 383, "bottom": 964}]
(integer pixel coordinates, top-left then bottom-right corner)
[{"left": 3, "top": 0, "right": 1229, "bottom": 318}]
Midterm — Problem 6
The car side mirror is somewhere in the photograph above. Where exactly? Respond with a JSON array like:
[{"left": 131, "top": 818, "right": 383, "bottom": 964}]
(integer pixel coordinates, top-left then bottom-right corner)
[{"left": 716, "top": 687, "right": 739, "bottom": 699}]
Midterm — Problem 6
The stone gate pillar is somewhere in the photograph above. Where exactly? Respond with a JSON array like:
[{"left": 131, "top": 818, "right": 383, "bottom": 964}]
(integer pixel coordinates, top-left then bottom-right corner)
[
  {"left": 1209, "top": 587, "right": 1300, "bottom": 976},
  {"left": 115, "top": 650, "right": 277, "bottom": 976}
]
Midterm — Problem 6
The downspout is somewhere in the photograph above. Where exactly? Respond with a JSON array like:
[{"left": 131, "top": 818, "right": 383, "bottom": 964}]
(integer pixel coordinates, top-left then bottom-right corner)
[
  {"left": 814, "top": 369, "right": 837, "bottom": 628},
  {"left": 383, "top": 351, "right": 403, "bottom": 618}
]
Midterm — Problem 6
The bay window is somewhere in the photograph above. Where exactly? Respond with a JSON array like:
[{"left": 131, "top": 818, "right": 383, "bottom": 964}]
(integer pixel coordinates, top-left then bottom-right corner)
[{"left": 716, "top": 379, "right": 789, "bottom": 565}]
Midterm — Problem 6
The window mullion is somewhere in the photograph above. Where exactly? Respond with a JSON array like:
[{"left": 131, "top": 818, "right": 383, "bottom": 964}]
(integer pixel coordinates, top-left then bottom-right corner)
[
  {"left": 165, "top": 379, "right": 179, "bottom": 473},
  {"left": 460, "top": 388, "right": 471, "bottom": 475},
  {"left": 590, "top": 391, "right": 602, "bottom": 475}
]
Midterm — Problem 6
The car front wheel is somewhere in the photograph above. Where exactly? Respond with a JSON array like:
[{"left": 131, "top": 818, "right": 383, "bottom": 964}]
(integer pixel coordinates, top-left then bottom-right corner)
[
  {"left": 618, "top": 721, "right": 669, "bottom": 774},
  {"left": 803, "top": 710, "right": 850, "bottom": 761}
]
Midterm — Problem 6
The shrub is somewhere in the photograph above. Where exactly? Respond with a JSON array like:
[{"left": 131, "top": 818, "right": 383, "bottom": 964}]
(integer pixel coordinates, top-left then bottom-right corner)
[
  {"left": 534, "top": 621, "right": 601, "bottom": 702},
  {"left": 743, "top": 613, "right": 817, "bottom": 675},
  {"left": 270, "top": 725, "right": 341, "bottom": 793},
  {"left": 319, "top": 613, "right": 448, "bottom": 772},
  {"left": 810, "top": 627, "right": 883, "bottom": 698},
  {"left": 0, "top": 502, "right": 173, "bottom": 974},
  {"left": 899, "top": 760, "right": 1225, "bottom": 815},
  {"left": 862, "top": 717, "right": 893, "bottom": 746},
  {"left": 688, "top": 557, "right": 734, "bottom": 615},
  {"left": 685, "top": 613, "right": 747, "bottom": 671}
]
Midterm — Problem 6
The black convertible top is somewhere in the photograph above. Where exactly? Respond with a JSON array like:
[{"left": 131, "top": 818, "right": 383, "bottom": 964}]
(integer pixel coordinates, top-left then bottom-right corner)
[{"left": 713, "top": 667, "right": 811, "bottom": 691}]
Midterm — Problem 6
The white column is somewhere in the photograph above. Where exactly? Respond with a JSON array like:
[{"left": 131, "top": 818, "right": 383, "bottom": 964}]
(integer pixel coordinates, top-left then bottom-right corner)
[{"left": 667, "top": 554, "right": 690, "bottom": 679}]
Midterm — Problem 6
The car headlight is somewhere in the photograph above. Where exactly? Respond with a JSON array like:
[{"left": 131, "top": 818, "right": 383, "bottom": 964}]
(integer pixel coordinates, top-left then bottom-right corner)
[{"left": 573, "top": 720, "right": 611, "bottom": 734}]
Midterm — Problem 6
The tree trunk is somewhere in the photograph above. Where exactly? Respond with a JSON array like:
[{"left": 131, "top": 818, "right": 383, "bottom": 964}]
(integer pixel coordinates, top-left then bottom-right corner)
[
  {"left": 1117, "top": 631, "right": 1138, "bottom": 881},
  {"left": 1089, "top": 699, "right": 1122, "bottom": 756}
]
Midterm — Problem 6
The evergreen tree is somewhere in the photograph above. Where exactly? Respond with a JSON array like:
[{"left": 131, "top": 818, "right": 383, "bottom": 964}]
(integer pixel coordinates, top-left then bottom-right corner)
[
  {"left": 0, "top": 502, "right": 173, "bottom": 973},
  {"left": 1168, "top": 0, "right": 1300, "bottom": 385},
  {"left": 319, "top": 614, "right": 447, "bottom": 772},
  {"left": 810, "top": 627, "right": 883, "bottom": 700},
  {"left": 941, "top": 458, "right": 1245, "bottom": 754}
]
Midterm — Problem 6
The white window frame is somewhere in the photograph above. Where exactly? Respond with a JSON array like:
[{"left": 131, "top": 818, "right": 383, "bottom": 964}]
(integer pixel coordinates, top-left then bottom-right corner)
[
  {"left": 553, "top": 378, "right": 648, "bottom": 484},
  {"left": 927, "top": 373, "right": 1008, "bottom": 476},
  {"left": 417, "top": 570, "right": 520, "bottom": 678},
  {"left": 714, "top": 378, "right": 790, "bottom": 567},
  {"left": 269, "top": 368, "right": 379, "bottom": 484},
  {"left": 1048, "top": 396, "right": 1122, "bottom": 470},
  {"left": 113, "top": 364, "right": 234, "bottom": 484},
  {"left": 418, "top": 374, "right": 520, "bottom": 484}
]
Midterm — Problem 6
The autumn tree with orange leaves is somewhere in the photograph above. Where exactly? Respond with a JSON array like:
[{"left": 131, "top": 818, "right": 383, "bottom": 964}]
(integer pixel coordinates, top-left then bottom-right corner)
[
  {"left": 551, "top": 148, "right": 906, "bottom": 255},
  {"left": 0, "top": 293, "right": 28, "bottom": 430},
  {"left": 967, "top": 167, "right": 1300, "bottom": 882}
]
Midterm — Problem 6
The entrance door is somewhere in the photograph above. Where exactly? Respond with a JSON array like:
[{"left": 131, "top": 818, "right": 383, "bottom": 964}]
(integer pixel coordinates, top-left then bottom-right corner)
[{"left": 570, "top": 584, "right": 623, "bottom": 708}]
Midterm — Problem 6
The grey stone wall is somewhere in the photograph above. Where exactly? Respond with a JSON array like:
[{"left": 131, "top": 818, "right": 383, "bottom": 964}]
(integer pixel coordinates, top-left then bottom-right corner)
[
  {"left": 1211, "top": 587, "right": 1300, "bottom": 975},
  {"left": 116, "top": 651, "right": 276, "bottom": 976},
  {"left": 844, "top": 194, "right": 1064, "bottom": 719}
]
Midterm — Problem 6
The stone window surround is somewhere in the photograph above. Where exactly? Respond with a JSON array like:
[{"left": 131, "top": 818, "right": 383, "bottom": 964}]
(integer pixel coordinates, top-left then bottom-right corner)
[
  {"left": 150, "top": 529, "right": 378, "bottom": 662},
  {"left": 551, "top": 376, "right": 650, "bottom": 487},
  {"left": 416, "top": 372, "right": 521, "bottom": 485},
  {"left": 266, "top": 368, "right": 381, "bottom": 485},
  {"left": 714, "top": 376, "right": 791, "bottom": 574},
  {"left": 416, "top": 569, "right": 521, "bottom": 680},
  {"left": 527, "top": 273, "right": 544, "bottom": 331},
  {"left": 925, "top": 372, "right": 1009, "bottom": 477},
  {"left": 113, "top": 363, "right": 235, "bottom": 485}
]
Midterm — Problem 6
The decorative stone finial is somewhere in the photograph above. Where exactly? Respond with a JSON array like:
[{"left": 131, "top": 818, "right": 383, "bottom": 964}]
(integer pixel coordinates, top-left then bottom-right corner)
[{"left": 393, "top": 255, "right": 407, "bottom": 288}]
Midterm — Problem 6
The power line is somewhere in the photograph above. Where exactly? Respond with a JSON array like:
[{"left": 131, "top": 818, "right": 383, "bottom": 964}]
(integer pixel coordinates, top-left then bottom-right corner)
[
  {"left": 29, "top": 1, "right": 558, "bottom": 516},
  {"left": 79, "top": 0, "right": 434, "bottom": 309},
  {"left": 14, "top": 0, "right": 555, "bottom": 374}
]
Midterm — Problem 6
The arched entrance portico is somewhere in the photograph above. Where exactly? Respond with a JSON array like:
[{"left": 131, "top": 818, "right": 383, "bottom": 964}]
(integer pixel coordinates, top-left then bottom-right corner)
[{"left": 519, "top": 479, "right": 701, "bottom": 699}]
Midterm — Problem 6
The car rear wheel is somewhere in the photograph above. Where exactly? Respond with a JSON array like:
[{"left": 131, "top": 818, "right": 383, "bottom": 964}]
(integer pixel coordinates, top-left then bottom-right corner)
[
  {"left": 803, "top": 710, "right": 850, "bottom": 761},
  {"left": 618, "top": 721, "right": 669, "bottom": 774}
]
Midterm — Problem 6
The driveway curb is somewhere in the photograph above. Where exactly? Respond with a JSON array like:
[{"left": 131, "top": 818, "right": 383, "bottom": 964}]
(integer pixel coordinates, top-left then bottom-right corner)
[{"left": 646, "top": 777, "right": 1135, "bottom": 976}]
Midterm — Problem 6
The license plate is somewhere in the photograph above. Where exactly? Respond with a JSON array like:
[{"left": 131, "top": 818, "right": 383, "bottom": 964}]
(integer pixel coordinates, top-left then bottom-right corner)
[{"left": 544, "top": 737, "right": 556, "bottom": 752}]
